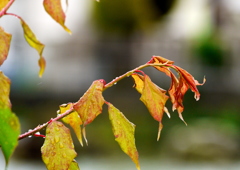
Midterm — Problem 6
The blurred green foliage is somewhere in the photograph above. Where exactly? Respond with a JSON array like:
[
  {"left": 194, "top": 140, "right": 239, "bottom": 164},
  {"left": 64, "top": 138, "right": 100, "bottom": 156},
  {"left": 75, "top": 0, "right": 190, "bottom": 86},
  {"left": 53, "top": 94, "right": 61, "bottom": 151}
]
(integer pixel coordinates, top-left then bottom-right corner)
[
  {"left": 92, "top": 0, "right": 176, "bottom": 36},
  {"left": 193, "top": 34, "right": 226, "bottom": 67}
]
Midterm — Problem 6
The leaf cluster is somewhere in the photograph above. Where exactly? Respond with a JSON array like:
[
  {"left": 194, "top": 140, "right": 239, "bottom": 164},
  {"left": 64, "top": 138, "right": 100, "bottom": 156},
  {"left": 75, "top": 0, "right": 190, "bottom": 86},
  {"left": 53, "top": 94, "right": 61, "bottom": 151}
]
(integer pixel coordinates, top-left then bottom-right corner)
[{"left": 0, "top": 1, "right": 205, "bottom": 170}]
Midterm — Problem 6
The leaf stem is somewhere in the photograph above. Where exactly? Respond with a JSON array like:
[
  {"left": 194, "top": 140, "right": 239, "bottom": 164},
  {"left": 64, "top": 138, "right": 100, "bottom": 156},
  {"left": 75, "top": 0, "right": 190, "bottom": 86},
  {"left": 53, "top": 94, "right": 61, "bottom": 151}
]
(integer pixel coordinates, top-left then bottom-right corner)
[
  {"left": 18, "top": 62, "right": 167, "bottom": 140},
  {"left": 103, "top": 63, "right": 167, "bottom": 90},
  {"left": 0, "top": 0, "right": 15, "bottom": 17},
  {"left": 5, "top": 12, "right": 21, "bottom": 19},
  {"left": 18, "top": 106, "right": 74, "bottom": 140}
]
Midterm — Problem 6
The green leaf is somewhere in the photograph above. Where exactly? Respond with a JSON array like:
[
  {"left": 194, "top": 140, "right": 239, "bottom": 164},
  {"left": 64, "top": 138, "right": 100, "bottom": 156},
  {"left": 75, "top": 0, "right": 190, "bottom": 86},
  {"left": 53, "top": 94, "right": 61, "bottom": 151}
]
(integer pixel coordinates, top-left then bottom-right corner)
[
  {"left": 107, "top": 102, "right": 140, "bottom": 170},
  {"left": 132, "top": 73, "right": 169, "bottom": 140},
  {"left": 0, "top": 71, "right": 20, "bottom": 166},
  {"left": 0, "top": 27, "right": 12, "bottom": 66},
  {"left": 0, "top": 108, "right": 20, "bottom": 166},
  {"left": 41, "top": 121, "right": 78, "bottom": 170},
  {"left": 59, "top": 103, "right": 83, "bottom": 146},
  {"left": 43, "top": 0, "right": 71, "bottom": 33},
  {"left": 20, "top": 19, "right": 46, "bottom": 77},
  {"left": 68, "top": 160, "right": 80, "bottom": 170}
]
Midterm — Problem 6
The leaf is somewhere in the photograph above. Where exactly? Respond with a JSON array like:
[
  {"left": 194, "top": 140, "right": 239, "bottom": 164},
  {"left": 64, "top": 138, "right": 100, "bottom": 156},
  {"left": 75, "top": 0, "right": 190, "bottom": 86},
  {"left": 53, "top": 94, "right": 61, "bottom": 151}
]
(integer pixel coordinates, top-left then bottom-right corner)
[
  {"left": 43, "top": 0, "right": 71, "bottom": 33},
  {"left": 168, "top": 72, "right": 182, "bottom": 112},
  {"left": 73, "top": 79, "right": 105, "bottom": 145},
  {"left": 59, "top": 103, "right": 83, "bottom": 146},
  {"left": 0, "top": 72, "right": 20, "bottom": 166},
  {"left": 0, "top": 0, "right": 9, "bottom": 11},
  {"left": 0, "top": 71, "right": 11, "bottom": 109},
  {"left": 20, "top": 19, "right": 46, "bottom": 77},
  {"left": 0, "top": 72, "right": 20, "bottom": 165},
  {"left": 168, "top": 66, "right": 205, "bottom": 123},
  {"left": 0, "top": 27, "right": 12, "bottom": 66},
  {"left": 148, "top": 56, "right": 205, "bottom": 125},
  {"left": 41, "top": 121, "right": 78, "bottom": 170},
  {"left": 38, "top": 56, "right": 46, "bottom": 78},
  {"left": 73, "top": 79, "right": 105, "bottom": 126},
  {"left": 0, "top": 108, "right": 20, "bottom": 166},
  {"left": 107, "top": 102, "right": 140, "bottom": 170},
  {"left": 132, "top": 73, "right": 169, "bottom": 140},
  {"left": 131, "top": 73, "right": 144, "bottom": 94},
  {"left": 174, "top": 66, "right": 206, "bottom": 101},
  {"left": 68, "top": 160, "right": 80, "bottom": 170},
  {"left": 148, "top": 56, "right": 174, "bottom": 77}
]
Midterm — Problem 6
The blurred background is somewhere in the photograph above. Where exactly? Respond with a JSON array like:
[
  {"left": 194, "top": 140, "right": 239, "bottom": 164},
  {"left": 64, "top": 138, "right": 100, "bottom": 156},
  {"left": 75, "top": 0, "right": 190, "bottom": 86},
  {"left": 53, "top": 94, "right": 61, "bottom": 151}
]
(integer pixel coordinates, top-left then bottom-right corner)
[{"left": 1, "top": 0, "right": 240, "bottom": 169}]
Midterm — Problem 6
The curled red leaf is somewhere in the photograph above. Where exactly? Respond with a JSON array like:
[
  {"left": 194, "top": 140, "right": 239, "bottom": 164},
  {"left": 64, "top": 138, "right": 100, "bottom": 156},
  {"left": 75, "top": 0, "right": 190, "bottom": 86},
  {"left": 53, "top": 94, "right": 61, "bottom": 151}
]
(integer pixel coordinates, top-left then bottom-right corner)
[{"left": 149, "top": 56, "right": 205, "bottom": 124}]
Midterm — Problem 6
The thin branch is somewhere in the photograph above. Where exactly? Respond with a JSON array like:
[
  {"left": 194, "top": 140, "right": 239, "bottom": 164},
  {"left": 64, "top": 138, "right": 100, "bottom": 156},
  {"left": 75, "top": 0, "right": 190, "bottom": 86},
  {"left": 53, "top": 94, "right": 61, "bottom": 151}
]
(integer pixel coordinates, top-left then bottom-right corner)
[
  {"left": 18, "top": 106, "right": 74, "bottom": 140},
  {"left": 103, "top": 63, "right": 167, "bottom": 90},
  {"left": 0, "top": 0, "right": 15, "bottom": 17},
  {"left": 18, "top": 62, "right": 168, "bottom": 140},
  {"left": 5, "top": 12, "right": 21, "bottom": 19}
]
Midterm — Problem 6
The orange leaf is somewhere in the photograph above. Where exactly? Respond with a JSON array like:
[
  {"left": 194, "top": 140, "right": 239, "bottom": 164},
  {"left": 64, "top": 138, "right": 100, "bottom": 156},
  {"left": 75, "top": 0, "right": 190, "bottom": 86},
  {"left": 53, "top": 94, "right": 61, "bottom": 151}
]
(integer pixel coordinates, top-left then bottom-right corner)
[
  {"left": 0, "top": 27, "right": 12, "bottom": 66},
  {"left": 169, "top": 72, "right": 188, "bottom": 124},
  {"left": 168, "top": 66, "right": 205, "bottom": 124},
  {"left": 168, "top": 72, "right": 181, "bottom": 112},
  {"left": 73, "top": 79, "right": 105, "bottom": 145},
  {"left": 41, "top": 121, "right": 78, "bottom": 170},
  {"left": 148, "top": 56, "right": 174, "bottom": 77},
  {"left": 174, "top": 66, "right": 206, "bottom": 101},
  {"left": 107, "top": 102, "right": 140, "bottom": 170},
  {"left": 59, "top": 103, "right": 83, "bottom": 146},
  {"left": 148, "top": 56, "right": 205, "bottom": 125},
  {"left": 43, "top": 0, "right": 71, "bottom": 33},
  {"left": 132, "top": 73, "right": 169, "bottom": 140},
  {"left": 20, "top": 19, "right": 46, "bottom": 77},
  {"left": 73, "top": 79, "right": 105, "bottom": 126},
  {"left": 150, "top": 56, "right": 174, "bottom": 65}
]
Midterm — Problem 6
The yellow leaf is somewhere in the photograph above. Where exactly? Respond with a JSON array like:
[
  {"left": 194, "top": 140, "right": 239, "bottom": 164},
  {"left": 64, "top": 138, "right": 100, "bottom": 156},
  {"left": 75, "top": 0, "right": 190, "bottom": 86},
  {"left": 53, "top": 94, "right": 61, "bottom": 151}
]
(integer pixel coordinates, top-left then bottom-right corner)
[
  {"left": 107, "top": 102, "right": 140, "bottom": 170},
  {"left": 0, "top": 0, "right": 9, "bottom": 11},
  {"left": 0, "top": 72, "right": 20, "bottom": 166},
  {"left": 68, "top": 159, "right": 80, "bottom": 170},
  {"left": 132, "top": 73, "right": 169, "bottom": 140},
  {"left": 73, "top": 79, "right": 105, "bottom": 126},
  {"left": 38, "top": 56, "right": 46, "bottom": 78},
  {"left": 73, "top": 79, "right": 105, "bottom": 145},
  {"left": 41, "top": 121, "right": 78, "bottom": 170},
  {"left": 131, "top": 73, "right": 144, "bottom": 94},
  {"left": 59, "top": 103, "right": 83, "bottom": 146},
  {"left": 20, "top": 19, "right": 46, "bottom": 77},
  {"left": 0, "top": 27, "right": 12, "bottom": 66},
  {"left": 43, "top": 0, "right": 71, "bottom": 33},
  {"left": 141, "top": 74, "right": 169, "bottom": 121}
]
